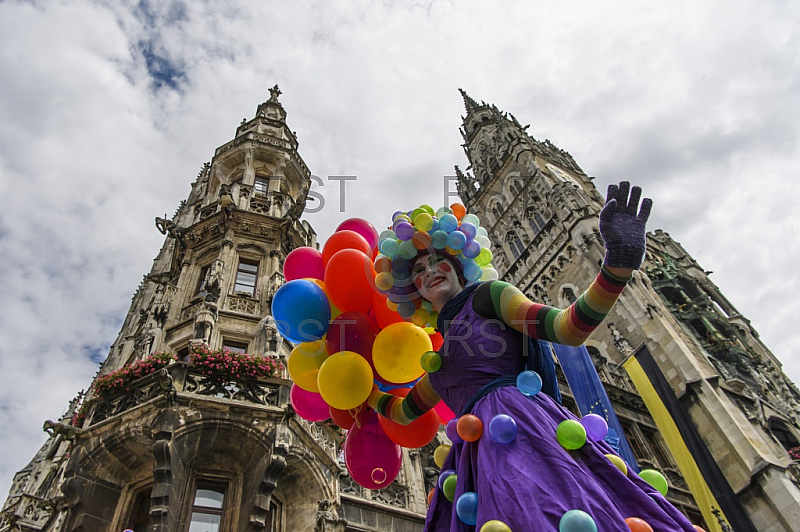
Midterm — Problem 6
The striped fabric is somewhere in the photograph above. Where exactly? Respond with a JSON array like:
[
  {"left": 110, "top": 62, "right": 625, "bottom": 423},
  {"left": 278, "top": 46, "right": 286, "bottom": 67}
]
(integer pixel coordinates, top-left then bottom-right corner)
[{"left": 368, "top": 265, "right": 630, "bottom": 425}]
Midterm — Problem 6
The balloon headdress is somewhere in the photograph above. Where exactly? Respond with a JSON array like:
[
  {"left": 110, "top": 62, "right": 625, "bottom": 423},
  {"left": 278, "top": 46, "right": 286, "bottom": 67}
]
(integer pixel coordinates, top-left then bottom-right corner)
[{"left": 373, "top": 203, "right": 498, "bottom": 325}]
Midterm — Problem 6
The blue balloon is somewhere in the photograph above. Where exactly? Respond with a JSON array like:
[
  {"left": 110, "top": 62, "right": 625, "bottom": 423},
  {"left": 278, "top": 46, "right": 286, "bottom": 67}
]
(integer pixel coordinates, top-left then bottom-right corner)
[
  {"left": 447, "top": 231, "right": 467, "bottom": 250},
  {"left": 438, "top": 469, "right": 456, "bottom": 490},
  {"left": 463, "top": 239, "right": 482, "bottom": 259},
  {"left": 517, "top": 370, "right": 542, "bottom": 396},
  {"left": 489, "top": 414, "right": 518, "bottom": 444},
  {"left": 397, "top": 301, "right": 416, "bottom": 318},
  {"left": 456, "top": 492, "right": 478, "bottom": 525},
  {"left": 439, "top": 214, "right": 459, "bottom": 233},
  {"left": 431, "top": 230, "right": 448, "bottom": 249},
  {"left": 459, "top": 222, "right": 477, "bottom": 240},
  {"left": 271, "top": 280, "right": 331, "bottom": 343},
  {"left": 559, "top": 509, "right": 597, "bottom": 532},
  {"left": 379, "top": 238, "right": 398, "bottom": 257},
  {"left": 463, "top": 261, "right": 483, "bottom": 282}
]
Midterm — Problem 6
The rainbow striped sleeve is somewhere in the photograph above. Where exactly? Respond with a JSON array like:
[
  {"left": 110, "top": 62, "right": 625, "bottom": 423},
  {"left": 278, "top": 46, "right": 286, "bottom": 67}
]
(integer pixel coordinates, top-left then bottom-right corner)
[
  {"left": 368, "top": 373, "right": 441, "bottom": 425},
  {"left": 472, "top": 265, "right": 630, "bottom": 346}
]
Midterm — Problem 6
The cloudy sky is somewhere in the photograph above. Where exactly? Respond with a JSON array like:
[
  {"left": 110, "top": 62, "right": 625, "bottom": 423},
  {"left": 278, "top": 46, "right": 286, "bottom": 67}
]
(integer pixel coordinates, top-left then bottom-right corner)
[{"left": 0, "top": 0, "right": 798, "bottom": 497}]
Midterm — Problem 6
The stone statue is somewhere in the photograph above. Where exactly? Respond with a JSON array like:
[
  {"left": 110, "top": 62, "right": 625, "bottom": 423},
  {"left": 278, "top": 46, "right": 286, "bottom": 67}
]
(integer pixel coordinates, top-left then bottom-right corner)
[{"left": 43, "top": 420, "right": 83, "bottom": 440}]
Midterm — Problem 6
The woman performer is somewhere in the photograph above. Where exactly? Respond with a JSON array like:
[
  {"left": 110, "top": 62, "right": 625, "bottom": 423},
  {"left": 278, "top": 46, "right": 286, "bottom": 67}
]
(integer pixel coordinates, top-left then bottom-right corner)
[{"left": 368, "top": 182, "right": 697, "bottom": 531}]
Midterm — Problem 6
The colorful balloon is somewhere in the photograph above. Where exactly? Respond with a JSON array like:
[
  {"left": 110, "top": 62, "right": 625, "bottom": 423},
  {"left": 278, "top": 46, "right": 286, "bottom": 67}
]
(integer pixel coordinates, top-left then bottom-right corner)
[
  {"left": 624, "top": 517, "right": 654, "bottom": 532},
  {"left": 324, "top": 249, "right": 376, "bottom": 314},
  {"left": 373, "top": 322, "right": 432, "bottom": 383},
  {"left": 605, "top": 454, "right": 628, "bottom": 475},
  {"left": 445, "top": 418, "right": 463, "bottom": 443},
  {"left": 344, "top": 410, "right": 402, "bottom": 489},
  {"left": 287, "top": 340, "right": 329, "bottom": 392},
  {"left": 434, "top": 401, "right": 456, "bottom": 424},
  {"left": 639, "top": 469, "right": 668, "bottom": 496},
  {"left": 450, "top": 203, "right": 466, "bottom": 220},
  {"left": 378, "top": 388, "right": 440, "bottom": 448},
  {"left": 433, "top": 444, "right": 451, "bottom": 468},
  {"left": 271, "top": 280, "right": 331, "bottom": 343},
  {"left": 290, "top": 384, "right": 330, "bottom": 422},
  {"left": 581, "top": 413, "right": 609, "bottom": 442},
  {"left": 420, "top": 351, "right": 442, "bottom": 372},
  {"left": 322, "top": 229, "right": 372, "bottom": 266},
  {"left": 329, "top": 406, "right": 358, "bottom": 430},
  {"left": 438, "top": 469, "right": 456, "bottom": 490},
  {"left": 336, "top": 218, "right": 379, "bottom": 255},
  {"left": 556, "top": 420, "right": 587, "bottom": 450},
  {"left": 326, "top": 312, "right": 379, "bottom": 359},
  {"left": 489, "top": 414, "right": 518, "bottom": 444},
  {"left": 517, "top": 370, "right": 542, "bottom": 396},
  {"left": 284, "top": 247, "right": 324, "bottom": 281},
  {"left": 457, "top": 414, "right": 483, "bottom": 442},
  {"left": 559, "top": 509, "right": 597, "bottom": 532},
  {"left": 480, "top": 521, "right": 512, "bottom": 532},
  {"left": 442, "top": 474, "right": 458, "bottom": 502},
  {"left": 304, "top": 278, "right": 342, "bottom": 320},
  {"left": 372, "top": 291, "right": 405, "bottom": 329},
  {"left": 456, "top": 492, "right": 478, "bottom": 525},
  {"left": 317, "top": 351, "right": 373, "bottom": 410}
]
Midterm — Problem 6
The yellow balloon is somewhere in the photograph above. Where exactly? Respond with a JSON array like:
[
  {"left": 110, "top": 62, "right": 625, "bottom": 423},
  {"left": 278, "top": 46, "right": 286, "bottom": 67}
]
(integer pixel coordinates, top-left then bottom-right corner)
[
  {"left": 317, "top": 351, "right": 373, "bottom": 410},
  {"left": 372, "top": 322, "right": 432, "bottom": 383},
  {"left": 433, "top": 444, "right": 451, "bottom": 468},
  {"left": 481, "top": 520, "right": 512, "bottom": 532},
  {"left": 605, "top": 453, "right": 628, "bottom": 476},
  {"left": 287, "top": 340, "right": 329, "bottom": 392}
]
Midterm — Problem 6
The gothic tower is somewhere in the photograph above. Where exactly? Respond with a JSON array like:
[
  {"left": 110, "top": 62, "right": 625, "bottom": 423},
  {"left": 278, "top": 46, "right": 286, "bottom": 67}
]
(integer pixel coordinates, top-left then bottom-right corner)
[
  {"left": 455, "top": 89, "right": 800, "bottom": 531},
  {"left": 0, "top": 88, "right": 431, "bottom": 531}
]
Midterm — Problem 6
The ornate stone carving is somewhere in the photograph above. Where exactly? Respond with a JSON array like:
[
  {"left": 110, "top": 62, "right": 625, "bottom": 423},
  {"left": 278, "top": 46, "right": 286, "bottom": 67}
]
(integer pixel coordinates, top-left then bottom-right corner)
[{"left": 42, "top": 420, "right": 83, "bottom": 440}]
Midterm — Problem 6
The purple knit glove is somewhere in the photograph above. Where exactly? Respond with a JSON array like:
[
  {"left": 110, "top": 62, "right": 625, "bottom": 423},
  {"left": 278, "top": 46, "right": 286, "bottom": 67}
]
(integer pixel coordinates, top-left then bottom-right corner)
[{"left": 599, "top": 181, "right": 652, "bottom": 269}]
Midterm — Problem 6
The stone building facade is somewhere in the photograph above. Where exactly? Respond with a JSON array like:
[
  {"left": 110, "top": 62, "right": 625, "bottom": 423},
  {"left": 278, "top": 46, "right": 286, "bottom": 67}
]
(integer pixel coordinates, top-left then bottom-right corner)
[
  {"left": 1, "top": 88, "right": 797, "bottom": 531},
  {"left": 454, "top": 90, "right": 800, "bottom": 530}
]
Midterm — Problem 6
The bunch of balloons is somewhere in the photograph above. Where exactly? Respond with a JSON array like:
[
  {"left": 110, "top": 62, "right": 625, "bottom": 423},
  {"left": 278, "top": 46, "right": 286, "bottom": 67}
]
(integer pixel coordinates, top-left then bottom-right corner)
[
  {"left": 376, "top": 203, "right": 499, "bottom": 323},
  {"left": 272, "top": 216, "right": 456, "bottom": 490}
]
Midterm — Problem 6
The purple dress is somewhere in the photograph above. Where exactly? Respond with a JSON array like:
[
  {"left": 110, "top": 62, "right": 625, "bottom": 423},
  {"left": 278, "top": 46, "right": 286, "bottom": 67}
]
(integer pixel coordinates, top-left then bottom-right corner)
[{"left": 425, "top": 293, "right": 696, "bottom": 531}]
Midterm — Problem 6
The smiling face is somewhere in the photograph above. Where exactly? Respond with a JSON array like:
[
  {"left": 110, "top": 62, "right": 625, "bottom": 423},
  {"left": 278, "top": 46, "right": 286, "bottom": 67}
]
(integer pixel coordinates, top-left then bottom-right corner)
[{"left": 411, "top": 253, "right": 464, "bottom": 311}]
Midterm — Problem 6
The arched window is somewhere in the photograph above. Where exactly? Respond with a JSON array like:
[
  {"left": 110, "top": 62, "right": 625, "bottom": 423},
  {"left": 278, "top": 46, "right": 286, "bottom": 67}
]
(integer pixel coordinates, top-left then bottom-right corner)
[
  {"left": 563, "top": 287, "right": 577, "bottom": 304},
  {"left": 769, "top": 419, "right": 800, "bottom": 452},
  {"left": 525, "top": 207, "right": 547, "bottom": 235},
  {"left": 491, "top": 202, "right": 503, "bottom": 223},
  {"left": 510, "top": 177, "right": 524, "bottom": 195},
  {"left": 506, "top": 230, "right": 525, "bottom": 258}
]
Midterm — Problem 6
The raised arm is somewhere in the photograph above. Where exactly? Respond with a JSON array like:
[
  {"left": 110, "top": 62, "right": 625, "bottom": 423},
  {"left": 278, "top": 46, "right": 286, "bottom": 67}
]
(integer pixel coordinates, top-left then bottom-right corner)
[
  {"left": 473, "top": 181, "right": 651, "bottom": 346},
  {"left": 367, "top": 373, "right": 441, "bottom": 426}
]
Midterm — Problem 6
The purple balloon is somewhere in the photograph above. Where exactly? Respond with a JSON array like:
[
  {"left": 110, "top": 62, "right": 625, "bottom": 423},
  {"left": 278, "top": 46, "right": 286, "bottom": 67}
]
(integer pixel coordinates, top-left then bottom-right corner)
[
  {"left": 395, "top": 221, "right": 414, "bottom": 241},
  {"left": 438, "top": 469, "right": 456, "bottom": 490},
  {"left": 345, "top": 410, "right": 402, "bottom": 489},
  {"left": 462, "top": 239, "right": 482, "bottom": 259},
  {"left": 581, "top": 413, "right": 609, "bottom": 442},
  {"left": 337, "top": 218, "right": 379, "bottom": 254},
  {"left": 290, "top": 385, "right": 330, "bottom": 422},
  {"left": 446, "top": 418, "right": 463, "bottom": 443},
  {"left": 459, "top": 222, "right": 477, "bottom": 240},
  {"left": 489, "top": 414, "right": 518, "bottom": 444}
]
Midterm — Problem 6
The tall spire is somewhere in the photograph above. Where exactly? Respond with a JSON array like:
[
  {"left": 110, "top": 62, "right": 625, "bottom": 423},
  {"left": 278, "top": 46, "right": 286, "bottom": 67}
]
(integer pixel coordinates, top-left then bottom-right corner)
[{"left": 459, "top": 88, "right": 480, "bottom": 113}]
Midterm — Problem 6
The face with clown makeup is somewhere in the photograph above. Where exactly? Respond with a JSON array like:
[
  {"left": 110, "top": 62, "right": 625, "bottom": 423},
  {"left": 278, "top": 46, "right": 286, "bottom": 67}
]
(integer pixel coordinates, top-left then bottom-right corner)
[{"left": 411, "top": 254, "right": 465, "bottom": 311}]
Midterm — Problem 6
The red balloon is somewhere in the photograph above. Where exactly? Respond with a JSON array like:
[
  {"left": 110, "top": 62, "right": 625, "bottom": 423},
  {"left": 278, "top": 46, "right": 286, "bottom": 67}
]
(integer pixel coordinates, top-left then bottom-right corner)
[
  {"left": 326, "top": 312, "right": 380, "bottom": 358},
  {"left": 330, "top": 406, "right": 359, "bottom": 430},
  {"left": 434, "top": 401, "right": 455, "bottom": 424},
  {"left": 378, "top": 388, "right": 441, "bottom": 448},
  {"left": 457, "top": 414, "right": 483, "bottom": 442},
  {"left": 284, "top": 247, "right": 325, "bottom": 281},
  {"left": 325, "top": 249, "right": 376, "bottom": 313},
  {"left": 322, "top": 230, "right": 372, "bottom": 267},
  {"left": 372, "top": 291, "right": 405, "bottom": 329},
  {"left": 429, "top": 331, "right": 443, "bottom": 351},
  {"left": 345, "top": 410, "right": 402, "bottom": 489},
  {"left": 337, "top": 218, "right": 379, "bottom": 256},
  {"left": 625, "top": 517, "right": 654, "bottom": 532}
]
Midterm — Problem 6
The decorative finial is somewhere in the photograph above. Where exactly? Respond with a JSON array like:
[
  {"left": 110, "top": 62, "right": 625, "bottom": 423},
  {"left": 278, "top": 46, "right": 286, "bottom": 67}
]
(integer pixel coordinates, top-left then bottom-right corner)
[
  {"left": 458, "top": 88, "right": 480, "bottom": 113},
  {"left": 268, "top": 84, "right": 282, "bottom": 104}
]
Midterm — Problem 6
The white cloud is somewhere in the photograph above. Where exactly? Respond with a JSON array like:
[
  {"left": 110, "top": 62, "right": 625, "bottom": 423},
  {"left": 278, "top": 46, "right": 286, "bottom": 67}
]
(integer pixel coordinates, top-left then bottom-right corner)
[{"left": 1, "top": 0, "right": 798, "bottom": 497}]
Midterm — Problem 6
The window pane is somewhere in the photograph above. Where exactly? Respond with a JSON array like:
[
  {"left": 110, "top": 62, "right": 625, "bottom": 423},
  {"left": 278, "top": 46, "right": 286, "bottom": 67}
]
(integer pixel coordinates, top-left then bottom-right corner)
[
  {"left": 239, "top": 262, "right": 258, "bottom": 274},
  {"left": 188, "top": 512, "right": 221, "bottom": 532},
  {"left": 236, "top": 272, "right": 256, "bottom": 286},
  {"left": 194, "top": 488, "right": 224, "bottom": 509}
]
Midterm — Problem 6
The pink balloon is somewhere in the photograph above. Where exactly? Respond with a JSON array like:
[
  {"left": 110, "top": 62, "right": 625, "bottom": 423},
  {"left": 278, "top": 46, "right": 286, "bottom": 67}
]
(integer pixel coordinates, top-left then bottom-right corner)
[
  {"left": 345, "top": 410, "right": 402, "bottom": 489},
  {"left": 434, "top": 400, "right": 455, "bottom": 424},
  {"left": 290, "top": 384, "right": 330, "bottom": 422},
  {"left": 337, "top": 218, "right": 379, "bottom": 255},
  {"left": 284, "top": 247, "right": 325, "bottom": 282},
  {"left": 326, "top": 312, "right": 380, "bottom": 359}
]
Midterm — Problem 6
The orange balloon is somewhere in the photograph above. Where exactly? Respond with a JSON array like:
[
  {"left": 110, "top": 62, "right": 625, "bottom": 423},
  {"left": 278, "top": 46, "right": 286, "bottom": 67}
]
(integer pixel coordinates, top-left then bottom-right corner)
[
  {"left": 625, "top": 517, "right": 654, "bottom": 532},
  {"left": 378, "top": 388, "right": 441, "bottom": 448},
  {"left": 692, "top": 527, "right": 707, "bottom": 532},
  {"left": 374, "top": 255, "right": 392, "bottom": 274},
  {"left": 450, "top": 203, "right": 466, "bottom": 220},
  {"left": 322, "top": 230, "right": 372, "bottom": 267},
  {"left": 324, "top": 249, "right": 376, "bottom": 314},
  {"left": 330, "top": 405, "right": 358, "bottom": 430},
  {"left": 372, "top": 291, "right": 405, "bottom": 329},
  {"left": 412, "top": 231, "right": 432, "bottom": 250},
  {"left": 427, "top": 487, "right": 435, "bottom": 505},
  {"left": 457, "top": 414, "right": 483, "bottom": 442}
]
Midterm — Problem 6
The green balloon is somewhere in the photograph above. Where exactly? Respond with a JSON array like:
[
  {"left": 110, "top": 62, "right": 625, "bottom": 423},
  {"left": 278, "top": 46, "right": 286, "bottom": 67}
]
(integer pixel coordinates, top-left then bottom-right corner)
[
  {"left": 556, "top": 420, "right": 587, "bottom": 450},
  {"left": 420, "top": 351, "right": 442, "bottom": 372},
  {"left": 443, "top": 474, "right": 458, "bottom": 502},
  {"left": 639, "top": 469, "right": 668, "bottom": 496}
]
